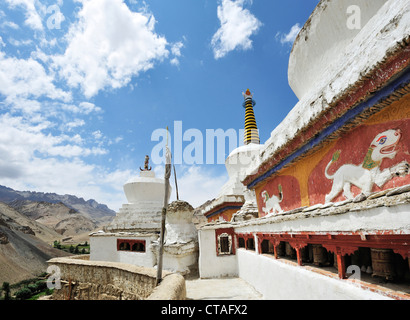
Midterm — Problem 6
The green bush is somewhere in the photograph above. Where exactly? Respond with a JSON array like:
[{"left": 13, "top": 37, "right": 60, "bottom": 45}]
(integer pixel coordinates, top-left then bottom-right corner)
[
  {"left": 15, "top": 287, "right": 32, "bottom": 300},
  {"left": 27, "top": 284, "right": 38, "bottom": 293},
  {"left": 35, "top": 281, "right": 47, "bottom": 292}
]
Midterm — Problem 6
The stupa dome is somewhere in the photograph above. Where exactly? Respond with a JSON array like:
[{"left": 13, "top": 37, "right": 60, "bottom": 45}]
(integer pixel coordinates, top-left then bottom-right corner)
[{"left": 124, "top": 171, "right": 168, "bottom": 204}]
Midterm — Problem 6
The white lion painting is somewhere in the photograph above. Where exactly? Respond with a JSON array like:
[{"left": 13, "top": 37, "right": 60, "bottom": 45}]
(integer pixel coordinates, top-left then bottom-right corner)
[
  {"left": 325, "top": 129, "right": 409, "bottom": 203},
  {"left": 261, "top": 185, "right": 283, "bottom": 216}
]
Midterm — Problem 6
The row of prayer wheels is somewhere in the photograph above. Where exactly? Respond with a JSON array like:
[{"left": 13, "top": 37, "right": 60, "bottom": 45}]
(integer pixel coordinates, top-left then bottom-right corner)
[{"left": 275, "top": 242, "right": 409, "bottom": 281}]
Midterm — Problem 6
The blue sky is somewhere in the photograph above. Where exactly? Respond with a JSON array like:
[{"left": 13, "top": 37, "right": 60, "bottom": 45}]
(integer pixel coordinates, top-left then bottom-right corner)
[{"left": 0, "top": 0, "right": 319, "bottom": 210}]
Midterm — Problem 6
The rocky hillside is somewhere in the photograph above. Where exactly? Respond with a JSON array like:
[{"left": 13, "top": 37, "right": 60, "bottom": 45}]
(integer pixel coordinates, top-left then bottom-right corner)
[
  {"left": 8, "top": 200, "right": 99, "bottom": 237},
  {"left": 0, "top": 202, "right": 69, "bottom": 284},
  {"left": 0, "top": 202, "right": 61, "bottom": 243},
  {"left": 0, "top": 185, "right": 116, "bottom": 225}
]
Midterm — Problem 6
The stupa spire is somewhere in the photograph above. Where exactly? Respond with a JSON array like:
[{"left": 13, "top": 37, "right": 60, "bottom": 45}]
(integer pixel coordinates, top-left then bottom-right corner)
[{"left": 242, "top": 89, "right": 260, "bottom": 145}]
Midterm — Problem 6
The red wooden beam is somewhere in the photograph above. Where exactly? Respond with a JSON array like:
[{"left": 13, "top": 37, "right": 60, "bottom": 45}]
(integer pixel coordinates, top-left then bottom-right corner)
[{"left": 253, "top": 232, "right": 410, "bottom": 260}]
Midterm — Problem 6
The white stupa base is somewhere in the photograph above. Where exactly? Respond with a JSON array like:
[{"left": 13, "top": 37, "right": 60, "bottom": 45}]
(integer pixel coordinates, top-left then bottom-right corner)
[
  {"left": 152, "top": 241, "right": 199, "bottom": 276},
  {"left": 105, "top": 202, "right": 163, "bottom": 232}
]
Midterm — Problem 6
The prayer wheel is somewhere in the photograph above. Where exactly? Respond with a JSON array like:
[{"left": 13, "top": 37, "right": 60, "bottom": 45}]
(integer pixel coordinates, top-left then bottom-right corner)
[
  {"left": 276, "top": 242, "right": 285, "bottom": 256},
  {"left": 308, "top": 245, "right": 314, "bottom": 263},
  {"left": 268, "top": 241, "right": 275, "bottom": 254},
  {"left": 301, "top": 247, "right": 309, "bottom": 262},
  {"left": 312, "top": 245, "right": 328, "bottom": 266},
  {"left": 371, "top": 248, "right": 396, "bottom": 280},
  {"left": 285, "top": 242, "right": 296, "bottom": 258}
]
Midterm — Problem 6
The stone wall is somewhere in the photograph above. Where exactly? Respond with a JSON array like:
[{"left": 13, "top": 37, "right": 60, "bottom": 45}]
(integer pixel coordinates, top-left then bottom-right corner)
[{"left": 47, "top": 255, "right": 186, "bottom": 300}]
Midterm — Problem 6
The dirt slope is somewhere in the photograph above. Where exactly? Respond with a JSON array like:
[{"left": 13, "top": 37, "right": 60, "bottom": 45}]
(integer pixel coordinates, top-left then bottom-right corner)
[{"left": 0, "top": 203, "right": 70, "bottom": 284}]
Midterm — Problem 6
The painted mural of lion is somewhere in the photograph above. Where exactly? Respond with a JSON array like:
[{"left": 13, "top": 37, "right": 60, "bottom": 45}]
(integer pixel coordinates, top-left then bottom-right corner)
[
  {"left": 261, "top": 184, "right": 283, "bottom": 216},
  {"left": 325, "top": 129, "right": 409, "bottom": 203}
]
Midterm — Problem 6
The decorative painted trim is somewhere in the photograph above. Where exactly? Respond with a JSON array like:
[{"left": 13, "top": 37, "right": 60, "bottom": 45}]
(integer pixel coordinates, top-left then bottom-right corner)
[{"left": 205, "top": 204, "right": 244, "bottom": 219}]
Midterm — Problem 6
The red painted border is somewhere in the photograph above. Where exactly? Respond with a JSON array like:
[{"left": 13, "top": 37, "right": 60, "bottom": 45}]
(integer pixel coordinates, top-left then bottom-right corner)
[{"left": 255, "top": 232, "right": 410, "bottom": 259}]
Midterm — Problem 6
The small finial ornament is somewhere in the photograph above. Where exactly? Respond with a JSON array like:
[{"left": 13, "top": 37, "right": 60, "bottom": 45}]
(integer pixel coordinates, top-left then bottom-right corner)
[
  {"left": 242, "top": 88, "right": 253, "bottom": 100},
  {"left": 140, "top": 155, "right": 152, "bottom": 171}
]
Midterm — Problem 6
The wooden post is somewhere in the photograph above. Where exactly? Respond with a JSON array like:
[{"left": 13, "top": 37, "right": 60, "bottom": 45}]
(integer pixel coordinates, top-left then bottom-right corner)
[
  {"left": 173, "top": 164, "right": 179, "bottom": 201},
  {"left": 156, "top": 134, "right": 172, "bottom": 286},
  {"left": 273, "top": 242, "right": 278, "bottom": 259},
  {"left": 296, "top": 248, "right": 303, "bottom": 266},
  {"left": 156, "top": 206, "right": 167, "bottom": 286},
  {"left": 336, "top": 254, "right": 346, "bottom": 279}
]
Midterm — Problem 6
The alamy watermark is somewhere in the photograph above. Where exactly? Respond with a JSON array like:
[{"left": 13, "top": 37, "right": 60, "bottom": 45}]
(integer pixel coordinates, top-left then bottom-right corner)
[
  {"left": 46, "top": 4, "right": 65, "bottom": 30},
  {"left": 346, "top": 265, "right": 361, "bottom": 282},
  {"left": 46, "top": 265, "right": 61, "bottom": 290},
  {"left": 150, "top": 121, "right": 259, "bottom": 166},
  {"left": 346, "top": 5, "right": 362, "bottom": 30}
]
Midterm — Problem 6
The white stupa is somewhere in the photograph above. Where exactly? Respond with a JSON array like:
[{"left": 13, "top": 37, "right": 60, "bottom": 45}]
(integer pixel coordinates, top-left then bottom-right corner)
[
  {"left": 106, "top": 156, "right": 171, "bottom": 233},
  {"left": 90, "top": 155, "right": 200, "bottom": 275}
]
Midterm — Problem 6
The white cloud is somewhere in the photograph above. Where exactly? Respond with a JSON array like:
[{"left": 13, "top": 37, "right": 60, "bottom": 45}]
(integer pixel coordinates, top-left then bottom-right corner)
[
  {"left": 0, "top": 112, "right": 122, "bottom": 207},
  {"left": 0, "top": 0, "right": 191, "bottom": 211},
  {"left": 171, "top": 41, "right": 184, "bottom": 57},
  {"left": 79, "top": 102, "right": 102, "bottom": 114},
  {"left": 170, "top": 41, "right": 184, "bottom": 66},
  {"left": 64, "top": 118, "right": 85, "bottom": 131},
  {"left": 62, "top": 102, "right": 102, "bottom": 115},
  {"left": 277, "top": 23, "right": 302, "bottom": 45},
  {"left": 1, "top": 21, "right": 20, "bottom": 30},
  {"left": 154, "top": 165, "right": 228, "bottom": 208},
  {"left": 7, "top": 38, "right": 33, "bottom": 47},
  {"left": 5, "top": 0, "right": 44, "bottom": 31},
  {"left": 0, "top": 52, "right": 71, "bottom": 103},
  {"left": 211, "top": 0, "right": 262, "bottom": 59},
  {"left": 52, "top": 0, "right": 170, "bottom": 98},
  {"left": 92, "top": 130, "right": 103, "bottom": 140},
  {"left": 106, "top": 136, "right": 124, "bottom": 146},
  {"left": 0, "top": 113, "right": 106, "bottom": 160}
]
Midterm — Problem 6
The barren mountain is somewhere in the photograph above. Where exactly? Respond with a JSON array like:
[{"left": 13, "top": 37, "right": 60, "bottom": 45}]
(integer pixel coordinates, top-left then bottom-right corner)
[
  {"left": 8, "top": 200, "right": 98, "bottom": 237},
  {"left": 0, "top": 202, "right": 61, "bottom": 243},
  {"left": 54, "top": 215, "right": 98, "bottom": 236},
  {"left": 0, "top": 185, "right": 116, "bottom": 225},
  {"left": 0, "top": 202, "right": 70, "bottom": 284}
]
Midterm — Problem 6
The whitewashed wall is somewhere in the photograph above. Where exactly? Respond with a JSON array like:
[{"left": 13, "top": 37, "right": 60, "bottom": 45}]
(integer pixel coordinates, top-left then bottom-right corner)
[
  {"left": 90, "top": 235, "right": 117, "bottom": 262},
  {"left": 198, "top": 228, "right": 238, "bottom": 279},
  {"left": 90, "top": 234, "right": 157, "bottom": 268},
  {"left": 237, "top": 249, "right": 392, "bottom": 300}
]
